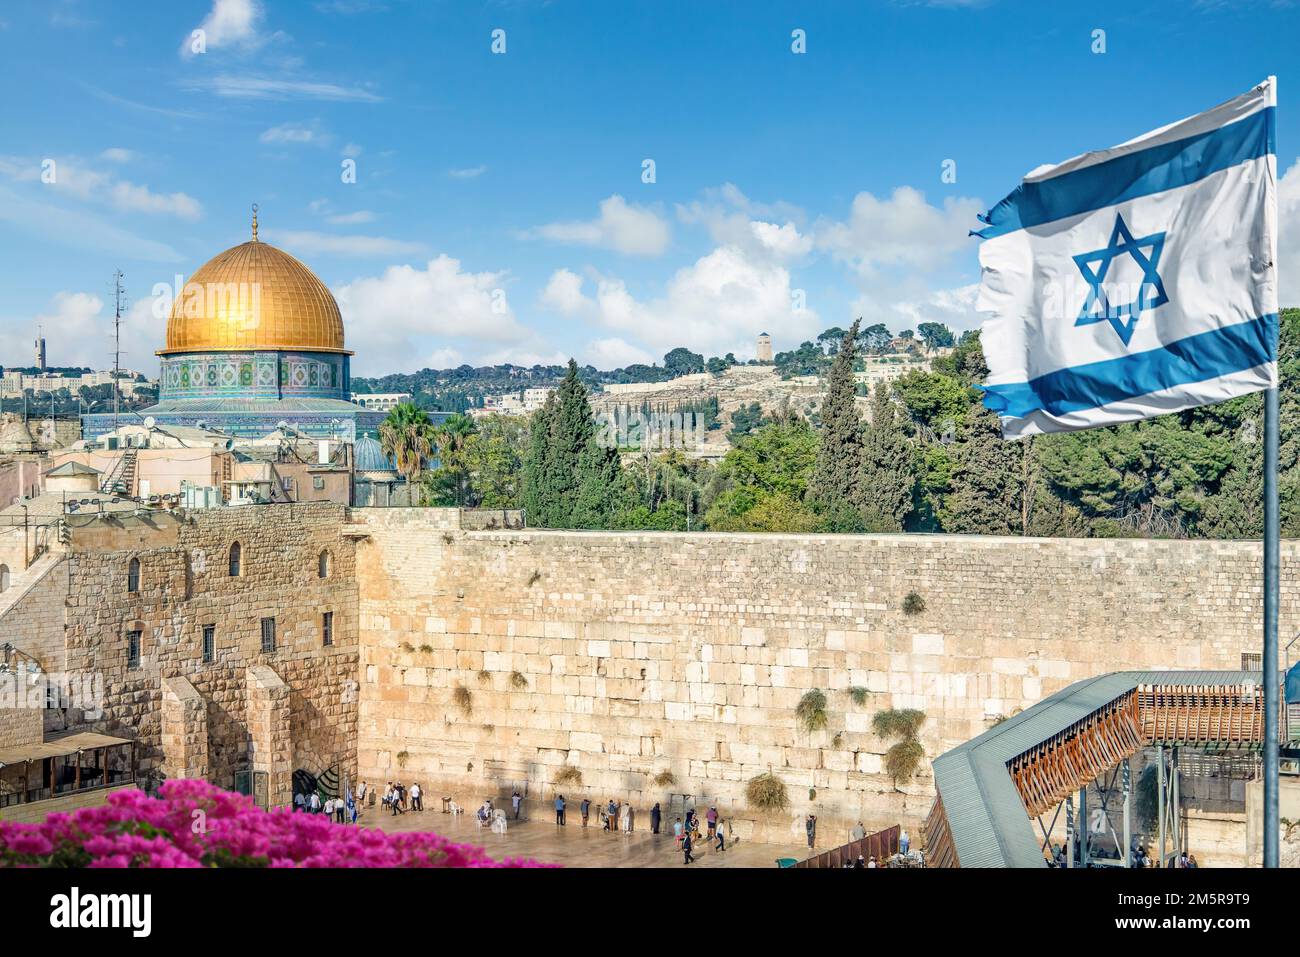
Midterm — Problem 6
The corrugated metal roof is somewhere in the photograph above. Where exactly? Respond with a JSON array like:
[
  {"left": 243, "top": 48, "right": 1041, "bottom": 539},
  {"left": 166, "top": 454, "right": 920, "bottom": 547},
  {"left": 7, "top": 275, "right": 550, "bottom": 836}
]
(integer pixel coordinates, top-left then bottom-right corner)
[
  {"left": 932, "top": 670, "right": 1260, "bottom": 868},
  {"left": 0, "top": 731, "right": 133, "bottom": 766}
]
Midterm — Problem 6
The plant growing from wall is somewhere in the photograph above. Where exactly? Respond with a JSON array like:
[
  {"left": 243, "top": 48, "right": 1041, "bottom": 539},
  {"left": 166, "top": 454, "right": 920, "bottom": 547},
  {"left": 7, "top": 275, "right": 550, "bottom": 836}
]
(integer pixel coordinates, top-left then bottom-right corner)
[
  {"left": 554, "top": 766, "right": 583, "bottom": 787},
  {"left": 832, "top": 732, "right": 844, "bottom": 748},
  {"left": 401, "top": 641, "right": 414, "bottom": 652},
  {"left": 847, "top": 686, "right": 870, "bottom": 706},
  {"left": 527, "top": 570, "right": 542, "bottom": 587},
  {"left": 795, "top": 689, "right": 829, "bottom": 733},
  {"left": 510, "top": 670, "right": 529, "bottom": 690},
  {"left": 396, "top": 751, "right": 409, "bottom": 769},
  {"left": 652, "top": 770, "right": 676, "bottom": 787},
  {"left": 871, "top": 708, "right": 927, "bottom": 788},
  {"left": 419, "top": 644, "right": 433, "bottom": 653},
  {"left": 477, "top": 669, "right": 491, "bottom": 685},
  {"left": 453, "top": 685, "right": 473, "bottom": 716},
  {"left": 902, "top": 591, "right": 926, "bottom": 616},
  {"left": 745, "top": 771, "right": 789, "bottom": 812}
]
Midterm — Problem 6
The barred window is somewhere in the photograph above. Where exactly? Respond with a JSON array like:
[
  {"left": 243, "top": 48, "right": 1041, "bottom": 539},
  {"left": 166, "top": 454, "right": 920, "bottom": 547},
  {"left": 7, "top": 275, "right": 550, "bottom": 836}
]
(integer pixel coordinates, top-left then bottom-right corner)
[
  {"left": 260, "top": 617, "right": 276, "bottom": 653},
  {"left": 202, "top": 624, "right": 215, "bottom": 664},
  {"left": 322, "top": 611, "right": 334, "bottom": 647},
  {"left": 127, "top": 630, "right": 142, "bottom": 670},
  {"left": 127, "top": 557, "right": 141, "bottom": 593}
]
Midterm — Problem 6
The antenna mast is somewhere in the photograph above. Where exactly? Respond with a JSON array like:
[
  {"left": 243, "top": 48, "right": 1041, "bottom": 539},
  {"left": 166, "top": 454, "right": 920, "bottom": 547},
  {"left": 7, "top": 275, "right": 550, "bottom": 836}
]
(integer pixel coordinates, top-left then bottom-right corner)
[{"left": 113, "top": 270, "right": 125, "bottom": 435}]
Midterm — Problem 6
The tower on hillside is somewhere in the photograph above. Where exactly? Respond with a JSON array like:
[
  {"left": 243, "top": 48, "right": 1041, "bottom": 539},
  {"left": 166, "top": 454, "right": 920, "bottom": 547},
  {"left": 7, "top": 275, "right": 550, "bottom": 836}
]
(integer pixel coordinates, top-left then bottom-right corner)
[
  {"left": 34, "top": 326, "right": 46, "bottom": 370},
  {"left": 756, "top": 332, "right": 773, "bottom": 363}
]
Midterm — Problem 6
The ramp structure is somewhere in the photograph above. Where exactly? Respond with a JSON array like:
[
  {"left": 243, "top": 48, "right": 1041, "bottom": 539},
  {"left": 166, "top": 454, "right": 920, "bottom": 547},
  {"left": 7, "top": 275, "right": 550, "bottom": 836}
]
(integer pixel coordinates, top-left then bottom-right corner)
[{"left": 924, "top": 671, "right": 1264, "bottom": 868}]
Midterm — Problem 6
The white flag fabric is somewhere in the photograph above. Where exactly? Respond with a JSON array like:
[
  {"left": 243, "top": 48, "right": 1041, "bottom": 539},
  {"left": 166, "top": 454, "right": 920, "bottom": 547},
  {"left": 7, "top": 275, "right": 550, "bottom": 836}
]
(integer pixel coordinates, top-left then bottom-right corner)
[{"left": 976, "top": 78, "right": 1278, "bottom": 439}]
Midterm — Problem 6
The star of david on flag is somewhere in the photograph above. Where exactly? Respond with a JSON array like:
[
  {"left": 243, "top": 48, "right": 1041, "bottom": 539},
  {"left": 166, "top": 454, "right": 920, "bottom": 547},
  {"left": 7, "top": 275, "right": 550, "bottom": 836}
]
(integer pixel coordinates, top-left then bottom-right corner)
[
  {"left": 1072, "top": 213, "right": 1168, "bottom": 347},
  {"left": 972, "top": 78, "right": 1278, "bottom": 439}
]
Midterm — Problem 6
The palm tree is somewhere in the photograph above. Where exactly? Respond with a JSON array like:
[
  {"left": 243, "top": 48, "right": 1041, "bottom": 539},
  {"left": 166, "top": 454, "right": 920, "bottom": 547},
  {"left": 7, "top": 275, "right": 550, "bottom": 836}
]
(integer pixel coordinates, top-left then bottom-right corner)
[
  {"left": 430, "top": 413, "right": 478, "bottom": 505},
  {"left": 379, "top": 403, "right": 434, "bottom": 503}
]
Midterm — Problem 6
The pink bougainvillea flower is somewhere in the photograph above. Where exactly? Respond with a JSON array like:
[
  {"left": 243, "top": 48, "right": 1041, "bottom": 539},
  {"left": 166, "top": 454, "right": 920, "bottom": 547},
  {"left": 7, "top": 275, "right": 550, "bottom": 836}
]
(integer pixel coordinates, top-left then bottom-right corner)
[{"left": 0, "top": 780, "right": 554, "bottom": 869}]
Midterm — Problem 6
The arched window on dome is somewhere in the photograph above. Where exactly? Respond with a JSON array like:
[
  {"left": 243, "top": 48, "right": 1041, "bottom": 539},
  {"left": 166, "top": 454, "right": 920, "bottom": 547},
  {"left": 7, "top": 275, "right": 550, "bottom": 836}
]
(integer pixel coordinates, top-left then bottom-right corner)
[
  {"left": 127, "top": 558, "right": 141, "bottom": 594},
  {"left": 318, "top": 550, "right": 331, "bottom": 579},
  {"left": 228, "top": 542, "right": 242, "bottom": 578}
]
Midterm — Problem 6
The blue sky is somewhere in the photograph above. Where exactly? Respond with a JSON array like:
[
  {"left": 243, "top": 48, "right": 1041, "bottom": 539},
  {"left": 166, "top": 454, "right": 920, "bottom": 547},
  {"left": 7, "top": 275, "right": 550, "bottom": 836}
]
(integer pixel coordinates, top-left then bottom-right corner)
[{"left": 1, "top": 0, "right": 1297, "bottom": 377}]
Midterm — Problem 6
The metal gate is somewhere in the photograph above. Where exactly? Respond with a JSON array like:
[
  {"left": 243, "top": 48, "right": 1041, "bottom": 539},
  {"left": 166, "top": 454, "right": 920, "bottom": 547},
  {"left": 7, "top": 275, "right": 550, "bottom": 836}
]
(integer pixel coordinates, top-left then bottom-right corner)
[{"left": 234, "top": 770, "right": 269, "bottom": 809}]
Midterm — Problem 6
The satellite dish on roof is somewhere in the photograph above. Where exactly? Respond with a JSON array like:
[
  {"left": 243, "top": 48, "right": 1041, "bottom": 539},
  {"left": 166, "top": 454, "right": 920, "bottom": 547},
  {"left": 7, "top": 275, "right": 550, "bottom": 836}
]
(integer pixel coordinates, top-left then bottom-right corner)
[
  {"left": 144, "top": 416, "right": 156, "bottom": 429},
  {"left": 195, "top": 420, "right": 207, "bottom": 430},
  {"left": 277, "top": 420, "right": 289, "bottom": 431}
]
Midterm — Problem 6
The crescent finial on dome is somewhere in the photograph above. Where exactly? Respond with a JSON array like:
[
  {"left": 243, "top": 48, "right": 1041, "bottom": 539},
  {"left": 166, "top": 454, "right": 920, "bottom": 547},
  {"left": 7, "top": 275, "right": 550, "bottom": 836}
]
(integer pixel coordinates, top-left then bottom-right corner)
[{"left": 251, "top": 203, "right": 259, "bottom": 242}]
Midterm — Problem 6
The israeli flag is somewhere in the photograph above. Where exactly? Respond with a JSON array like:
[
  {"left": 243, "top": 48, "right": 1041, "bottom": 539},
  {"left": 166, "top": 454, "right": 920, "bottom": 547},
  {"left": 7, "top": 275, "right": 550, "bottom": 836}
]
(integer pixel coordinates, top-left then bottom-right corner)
[{"left": 976, "top": 78, "right": 1278, "bottom": 439}]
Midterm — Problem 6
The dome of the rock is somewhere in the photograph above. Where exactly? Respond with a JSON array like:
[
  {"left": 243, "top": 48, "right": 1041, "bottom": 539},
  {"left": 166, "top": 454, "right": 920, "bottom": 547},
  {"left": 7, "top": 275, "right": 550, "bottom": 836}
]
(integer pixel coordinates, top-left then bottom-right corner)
[
  {"left": 160, "top": 235, "right": 348, "bottom": 356},
  {"left": 79, "top": 207, "right": 424, "bottom": 442}
]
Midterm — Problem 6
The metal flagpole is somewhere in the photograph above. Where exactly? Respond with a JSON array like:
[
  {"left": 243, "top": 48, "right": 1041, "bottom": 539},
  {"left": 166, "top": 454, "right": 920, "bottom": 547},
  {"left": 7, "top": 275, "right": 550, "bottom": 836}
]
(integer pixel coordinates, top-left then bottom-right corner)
[{"left": 1264, "top": 386, "right": 1280, "bottom": 869}]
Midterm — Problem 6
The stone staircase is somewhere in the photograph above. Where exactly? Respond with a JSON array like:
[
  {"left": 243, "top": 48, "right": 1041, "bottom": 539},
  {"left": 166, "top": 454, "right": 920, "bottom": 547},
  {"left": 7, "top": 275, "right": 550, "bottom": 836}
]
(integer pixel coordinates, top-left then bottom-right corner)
[{"left": 0, "top": 550, "right": 66, "bottom": 625}]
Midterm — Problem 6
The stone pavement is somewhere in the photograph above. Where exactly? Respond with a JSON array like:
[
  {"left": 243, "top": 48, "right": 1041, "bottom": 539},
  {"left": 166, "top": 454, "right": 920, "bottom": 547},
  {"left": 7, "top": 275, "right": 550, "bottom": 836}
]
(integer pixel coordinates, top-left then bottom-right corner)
[{"left": 363, "top": 806, "right": 808, "bottom": 868}]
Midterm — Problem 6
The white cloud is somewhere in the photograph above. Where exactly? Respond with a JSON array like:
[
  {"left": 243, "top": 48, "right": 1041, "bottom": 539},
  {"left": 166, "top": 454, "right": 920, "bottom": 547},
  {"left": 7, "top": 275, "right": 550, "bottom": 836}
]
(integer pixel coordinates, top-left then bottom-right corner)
[
  {"left": 448, "top": 165, "right": 486, "bottom": 179},
  {"left": 676, "top": 183, "right": 810, "bottom": 263},
  {"left": 259, "top": 122, "right": 321, "bottom": 145},
  {"left": 478, "top": 346, "right": 569, "bottom": 367},
  {"left": 1278, "top": 157, "right": 1300, "bottom": 307},
  {"left": 541, "top": 243, "right": 818, "bottom": 358},
  {"left": 0, "top": 185, "right": 185, "bottom": 262},
  {"left": 527, "top": 194, "right": 671, "bottom": 257},
  {"left": 99, "top": 147, "right": 135, "bottom": 163},
  {"left": 182, "top": 0, "right": 263, "bottom": 57},
  {"left": 325, "top": 210, "right": 376, "bottom": 225},
  {"left": 540, "top": 268, "right": 587, "bottom": 314},
  {"left": 0, "top": 291, "right": 163, "bottom": 373},
  {"left": 582, "top": 337, "right": 654, "bottom": 368},
  {"left": 341, "top": 142, "right": 363, "bottom": 158},
  {"left": 814, "top": 186, "right": 982, "bottom": 277},
  {"left": 109, "top": 181, "right": 202, "bottom": 219},
  {"left": 887, "top": 282, "right": 982, "bottom": 334},
  {"left": 0, "top": 155, "right": 202, "bottom": 222},
  {"left": 264, "top": 230, "right": 424, "bottom": 257},
  {"left": 335, "top": 255, "right": 531, "bottom": 374},
  {"left": 192, "top": 75, "right": 382, "bottom": 102},
  {"left": 424, "top": 347, "right": 464, "bottom": 369},
  {"left": 749, "top": 221, "right": 813, "bottom": 260}
]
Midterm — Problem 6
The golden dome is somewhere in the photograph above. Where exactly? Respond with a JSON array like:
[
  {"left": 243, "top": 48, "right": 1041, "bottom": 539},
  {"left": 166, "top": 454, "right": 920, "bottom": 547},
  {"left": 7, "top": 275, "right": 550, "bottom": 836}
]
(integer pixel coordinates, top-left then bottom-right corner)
[{"left": 159, "top": 210, "right": 349, "bottom": 356}]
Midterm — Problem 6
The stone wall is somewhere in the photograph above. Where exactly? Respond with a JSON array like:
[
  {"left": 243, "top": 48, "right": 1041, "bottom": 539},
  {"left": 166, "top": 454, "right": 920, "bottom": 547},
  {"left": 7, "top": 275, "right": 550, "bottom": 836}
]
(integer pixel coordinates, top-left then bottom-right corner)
[
  {"left": 54, "top": 503, "right": 359, "bottom": 793},
  {"left": 353, "top": 513, "right": 1287, "bottom": 846}
]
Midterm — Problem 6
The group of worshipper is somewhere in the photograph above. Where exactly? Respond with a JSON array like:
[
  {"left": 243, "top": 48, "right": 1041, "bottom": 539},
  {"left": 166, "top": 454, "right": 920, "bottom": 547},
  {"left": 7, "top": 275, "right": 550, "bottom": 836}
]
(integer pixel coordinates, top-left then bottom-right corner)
[
  {"left": 382, "top": 781, "right": 422, "bottom": 815},
  {"left": 674, "top": 805, "right": 727, "bottom": 863},
  {"left": 292, "top": 787, "right": 358, "bottom": 824},
  {"left": 551, "top": 793, "right": 731, "bottom": 863}
]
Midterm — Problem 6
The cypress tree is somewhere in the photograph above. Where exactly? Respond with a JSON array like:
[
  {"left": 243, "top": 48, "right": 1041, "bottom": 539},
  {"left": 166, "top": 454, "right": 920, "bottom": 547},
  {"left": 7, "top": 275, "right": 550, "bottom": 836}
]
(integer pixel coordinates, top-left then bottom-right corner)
[
  {"left": 859, "top": 383, "right": 917, "bottom": 531},
  {"left": 941, "top": 406, "right": 1024, "bottom": 535},
  {"left": 808, "top": 319, "right": 866, "bottom": 529},
  {"left": 521, "top": 359, "right": 626, "bottom": 528},
  {"left": 522, "top": 391, "right": 558, "bottom": 525}
]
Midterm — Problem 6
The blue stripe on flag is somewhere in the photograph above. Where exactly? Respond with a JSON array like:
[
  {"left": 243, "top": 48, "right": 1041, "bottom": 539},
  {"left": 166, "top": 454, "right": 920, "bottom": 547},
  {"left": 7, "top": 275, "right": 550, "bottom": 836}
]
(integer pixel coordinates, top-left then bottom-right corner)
[
  {"left": 974, "top": 107, "right": 1274, "bottom": 240},
  {"left": 980, "top": 313, "right": 1278, "bottom": 419}
]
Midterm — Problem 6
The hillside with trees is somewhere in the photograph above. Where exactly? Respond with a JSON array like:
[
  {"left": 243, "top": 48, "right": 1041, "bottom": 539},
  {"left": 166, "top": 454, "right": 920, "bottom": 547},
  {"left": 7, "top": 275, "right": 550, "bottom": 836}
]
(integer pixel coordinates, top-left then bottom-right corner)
[{"left": 389, "top": 308, "right": 1300, "bottom": 540}]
